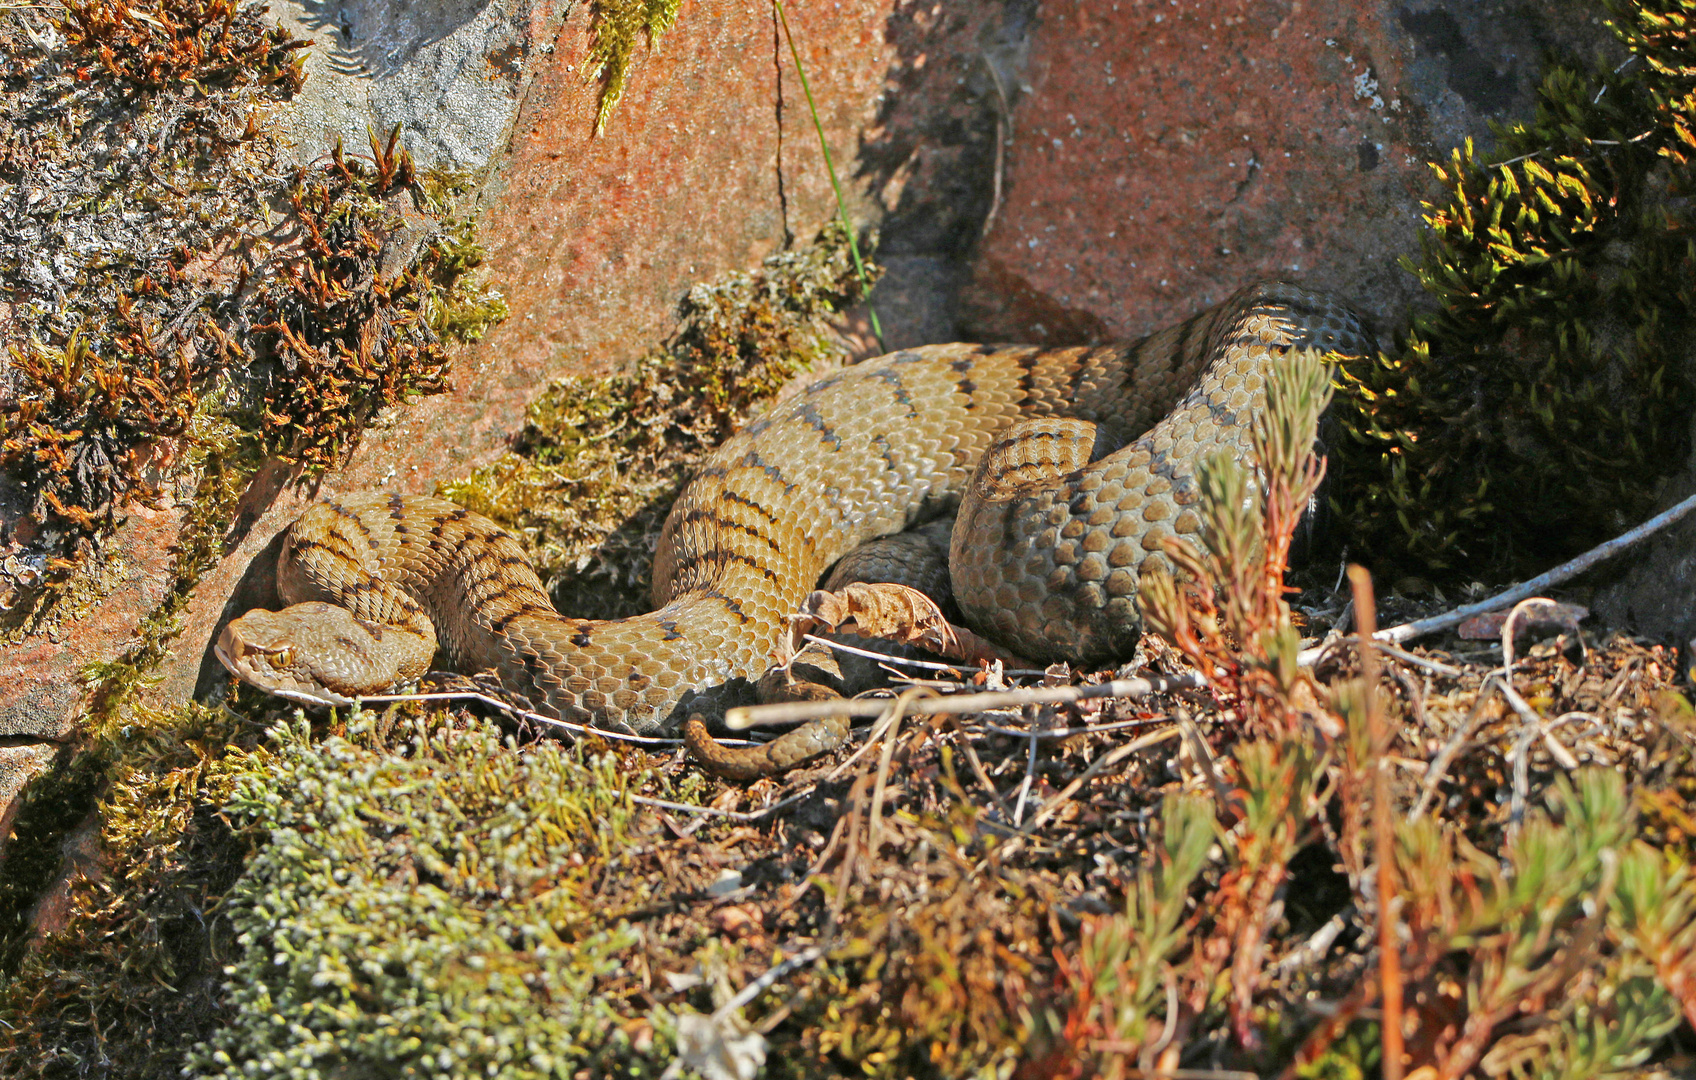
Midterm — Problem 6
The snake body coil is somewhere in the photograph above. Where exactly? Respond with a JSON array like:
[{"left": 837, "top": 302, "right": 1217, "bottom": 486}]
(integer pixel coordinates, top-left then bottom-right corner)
[{"left": 216, "top": 282, "right": 1368, "bottom": 761}]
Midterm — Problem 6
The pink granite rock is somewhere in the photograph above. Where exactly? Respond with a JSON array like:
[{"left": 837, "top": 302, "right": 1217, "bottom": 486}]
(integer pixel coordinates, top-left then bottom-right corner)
[{"left": 960, "top": 0, "right": 1612, "bottom": 342}]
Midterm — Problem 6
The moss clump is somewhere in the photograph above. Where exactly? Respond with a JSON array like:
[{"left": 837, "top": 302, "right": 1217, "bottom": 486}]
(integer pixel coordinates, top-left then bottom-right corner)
[
  {"left": 241, "top": 130, "right": 504, "bottom": 474},
  {"left": 0, "top": 700, "right": 268, "bottom": 1077},
  {"left": 440, "top": 222, "right": 874, "bottom": 619},
  {"left": 1, "top": 2, "right": 504, "bottom": 623},
  {"left": 185, "top": 713, "right": 668, "bottom": 1078},
  {"left": 586, "top": 0, "right": 681, "bottom": 134},
  {"left": 785, "top": 837, "right": 1054, "bottom": 1077},
  {"left": 1333, "top": 0, "right": 1696, "bottom": 572},
  {"left": 0, "top": 0, "right": 299, "bottom": 615},
  {"left": 56, "top": 0, "right": 307, "bottom": 91}
]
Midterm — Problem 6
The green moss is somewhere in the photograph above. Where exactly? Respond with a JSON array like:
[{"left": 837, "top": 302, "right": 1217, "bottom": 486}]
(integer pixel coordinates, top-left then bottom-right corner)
[
  {"left": 1331, "top": 1, "right": 1696, "bottom": 572},
  {"left": 586, "top": 0, "right": 682, "bottom": 134},
  {"left": 0, "top": 700, "right": 268, "bottom": 1077},
  {"left": 186, "top": 713, "right": 669, "bottom": 1078},
  {"left": 426, "top": 217, "right": 511, "bottom": 343}
]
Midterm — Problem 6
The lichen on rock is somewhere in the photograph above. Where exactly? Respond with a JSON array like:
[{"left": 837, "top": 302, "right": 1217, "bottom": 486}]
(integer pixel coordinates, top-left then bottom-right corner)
[{"left": 187, "top": 713, "right": 669, "bottom": 1078}]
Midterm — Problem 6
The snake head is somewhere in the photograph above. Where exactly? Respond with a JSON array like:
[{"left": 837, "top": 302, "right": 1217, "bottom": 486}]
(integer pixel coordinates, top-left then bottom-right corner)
[{"left": 215, "top": 601, "right": 412, "bottom": 707}]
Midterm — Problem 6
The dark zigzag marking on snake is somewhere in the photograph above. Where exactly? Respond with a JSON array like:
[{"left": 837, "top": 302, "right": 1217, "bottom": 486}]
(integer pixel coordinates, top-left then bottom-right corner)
[
  {"left": 696, "top": 589, "right": 753, "bottom": 625},
  {"left": 716, "top": 488, "right": 781, "bottom": 526},
  {"left": 489, "top": 603, "right": 558, "bottom": 636},
  {"left": 868, "top": 366, "right": 918, "bottom": 413},
  {"left": 674, "top": 507, "right": 781, "bottom": 552},
  {"left": 869, "top": 431, "right": 902, "bottom": 475},
  {"left": 791, "top": 402, "right": 842, "bottom": 450},
  {"left": 733, "top": 450, "right": 794, "bottom": 491},
  {"left": 696, "top": 548, "right": 782, "bottom": 583}
]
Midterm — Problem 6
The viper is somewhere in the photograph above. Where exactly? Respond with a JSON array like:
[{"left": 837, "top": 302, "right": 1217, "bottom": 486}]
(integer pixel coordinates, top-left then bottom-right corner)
[{"left": 215, "top": 281, "right": 1369, "bottom": 776}]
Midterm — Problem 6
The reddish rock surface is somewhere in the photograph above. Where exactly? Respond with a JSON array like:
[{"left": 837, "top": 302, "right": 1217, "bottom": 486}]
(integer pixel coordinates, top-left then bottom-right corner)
[
  {"left": 0, "top": 501, "right": 182, "bottom": 740},
  {"left": 959, "top": 0, "right": 1613, "bottom": 343}
]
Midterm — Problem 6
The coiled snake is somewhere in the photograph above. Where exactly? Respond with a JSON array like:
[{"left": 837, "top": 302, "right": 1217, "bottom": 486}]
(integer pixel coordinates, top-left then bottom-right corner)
[{"left": 216, "top": 281, "right": 1369, "bottom": 776}]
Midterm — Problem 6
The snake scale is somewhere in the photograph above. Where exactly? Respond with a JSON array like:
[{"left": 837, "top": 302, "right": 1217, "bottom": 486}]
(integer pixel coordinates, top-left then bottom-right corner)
[{"left": 216, "top": 281, "right": 1369, "bottom": 776}]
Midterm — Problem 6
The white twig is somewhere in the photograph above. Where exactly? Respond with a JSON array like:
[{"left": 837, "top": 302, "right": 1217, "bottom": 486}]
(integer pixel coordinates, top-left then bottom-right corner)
[
  {"left": 629, "top": 788, "right": 817, "bottom": 822},
  {"left": 822, "top": 691, "right": 924, "bottom": 783},
  {"left": 980, "top": 51, "right": 1012, "bottom": 241},
  {"left": 349, "top": 690, "right": 715, "bottom": 747},
  {"left": 974, "top": 715, "right": 1170, "bottom": 740},
  {"left": 712, "top": 945, "right": 827, "bottom": 1021},
  {"left": 868, "top": 693, "right": 916, "bottom": 849},
  {"left": 1374, "top": 640, "right": 1463, "bottom": 677},
  {"left": 724, "top": 673, "right": 1205, "bottom": 729},
  {"left": 1299, "top": 491, "right": 1696, "bottom": 665},
  {"left": 1276, "top": 910, "right": 1352, "bottom": 976},
  {"left": 1499, "top": 597, "right": 1578, "bottom": 675},
  {"left": 1012, "top": 716, "right": 1042, "bottom": 828},
  {"left": 801, "top": 633, "right": 1047, "bottom": 677}
]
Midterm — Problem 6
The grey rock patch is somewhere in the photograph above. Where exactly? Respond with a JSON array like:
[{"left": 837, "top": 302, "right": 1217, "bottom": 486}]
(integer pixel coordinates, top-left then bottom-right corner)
[
  {"left": 1591, "top": 482, "right": 1696, "bottom": 646},
  {"left": 1391, "top": 0, "right": 1621, "bottom": 154},
  {"left": 267, "top": 0, "right": 561, "bottom": 171},
  {"left": 0, "top": 684, "right": 81, "bottom": 741},
  {"left": 868, "top": 256, "right": 966, "bottom": 351}
]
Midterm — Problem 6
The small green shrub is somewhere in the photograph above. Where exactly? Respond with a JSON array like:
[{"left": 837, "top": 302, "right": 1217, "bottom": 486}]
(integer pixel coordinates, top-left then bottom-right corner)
[{"left": 1333, "top": 0, "right": 1696, "bottom": 572}]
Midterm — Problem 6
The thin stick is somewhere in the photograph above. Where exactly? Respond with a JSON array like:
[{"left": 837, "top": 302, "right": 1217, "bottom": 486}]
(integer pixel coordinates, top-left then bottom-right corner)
[
  {"left": 974, "top": 715, "right": 1170, "bottom": 739},
  {"left": 1372, "top": 640, "right": 1463, "bottom": 678},
  {"left": 868, "top": 691, "right": 921, "bottom": 849},
  {"left": 945, "top": 716, "right": 1017, "bottom": 821},
  {"left": 774, "top": 0, "right": 883, "bottom": 349},
  {"left": 724, "top": 672, "right": 1205, "bottom": 729},
  {"left": 629, "top": 788, "right": 816, "bottom": 823},
  {"left": 1499, "top": 597, "right": 1574, "bottom": 675},
  {"left": 1012, "top": 718, "right": 1041, "bottom": 828},
  {"left": 980, "top": 51, "right": 1011, "bottom": 241},
  {"left": 1349, "top": 565, "right": 1403, "bottom": 1080},
  {"left": 800, "top": 632, "right": 1048, "bottom": 677},
  {"left": 712, "top": 945, "right": 827, "bottom": 1020},
  {"left": 1023, "top": 726, "right": 1182, "bottom": 832},
  {"left": 1299, "top": 491, "right": 1696, "bottom": 665},
  {"left": 350, "top": 691, "right": 713, "bottom": 747}
]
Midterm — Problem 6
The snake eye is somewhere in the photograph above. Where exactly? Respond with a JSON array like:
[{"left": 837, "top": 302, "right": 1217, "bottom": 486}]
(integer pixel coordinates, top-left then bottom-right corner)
[{"left": 273, "top": 645, "right": 296, "bottom": 668}]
